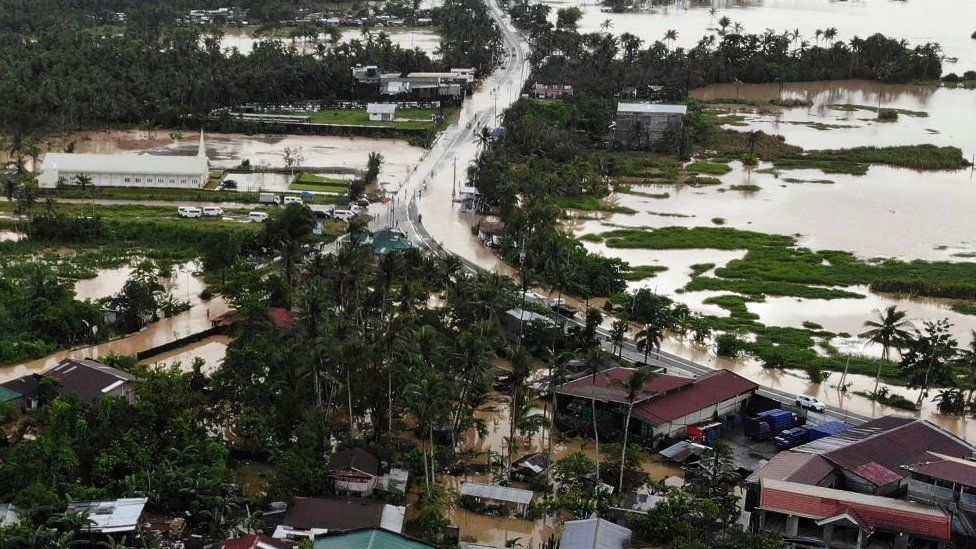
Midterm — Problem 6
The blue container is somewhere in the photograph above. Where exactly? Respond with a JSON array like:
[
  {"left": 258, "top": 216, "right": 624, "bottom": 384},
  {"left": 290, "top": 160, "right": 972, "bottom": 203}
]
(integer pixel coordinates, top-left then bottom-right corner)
[
  {"left": 806, "top": 420, "right": 852, "bottom": 441},
  {"left": 774, "top": 427, "right": 810, "bottom": 449}
]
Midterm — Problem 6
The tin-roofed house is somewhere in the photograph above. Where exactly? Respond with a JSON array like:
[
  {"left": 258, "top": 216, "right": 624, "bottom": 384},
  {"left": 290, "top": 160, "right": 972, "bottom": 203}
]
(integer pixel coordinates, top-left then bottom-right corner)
[
  {"left": 41, "top": 358, "right": 139, "bottom": 404},
  {"left": 367, "top": 103, "right": 397, "bottom": 122},
  {"left": 329, "top": 448, "right": 381, "bottom": 497},
  {"left": 459, "top": 482, "right": 534, "bottom": 518},
  {"left": 67, "top": 497, "right": 148, "bottom": 536},
  {"left": 613, "top": 102, "right": 687, "bottom": 152},
  {"left": 561, "top": 518, "right": 632, "bottom": 549}
]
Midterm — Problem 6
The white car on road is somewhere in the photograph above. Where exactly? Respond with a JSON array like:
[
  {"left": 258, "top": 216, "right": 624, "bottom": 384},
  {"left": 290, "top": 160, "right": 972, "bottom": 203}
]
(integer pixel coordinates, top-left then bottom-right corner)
[
  {"left": 795, "top": 395, "right": 826, "bottom": 412},
  {"left": 202, "top": 206, "right": 224, "bottom": 218},
  {"left": 178, "top": 206, "right": 202, "bottom": 218},
  {"left": 248, "top": 211, "right": 269, "bottom": 223}
]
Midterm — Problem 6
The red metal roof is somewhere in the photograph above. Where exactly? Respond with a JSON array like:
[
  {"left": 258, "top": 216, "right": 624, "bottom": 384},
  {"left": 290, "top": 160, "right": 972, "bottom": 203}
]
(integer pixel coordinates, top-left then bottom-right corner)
[
  {"left": 820, "top": 418, "right": 974, "bottom": 488},
  {"left": 905, "top": 452, "right": 976, "bottom": 487},
  {"left": 555, "top": 367, "right": 693, "bottom": 405},
  {"left": 759, "top": 479, "right": 951, "bottom": 540},
  {"left": 631, "top": 369, "right": 757, "bottom": 425}
]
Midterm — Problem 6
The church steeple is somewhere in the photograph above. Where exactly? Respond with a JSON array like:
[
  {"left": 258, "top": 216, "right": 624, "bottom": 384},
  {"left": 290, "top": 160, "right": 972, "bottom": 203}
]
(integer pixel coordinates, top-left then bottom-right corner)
[{"left": 198, "top": 129, "right": 206, "bottom": 157}]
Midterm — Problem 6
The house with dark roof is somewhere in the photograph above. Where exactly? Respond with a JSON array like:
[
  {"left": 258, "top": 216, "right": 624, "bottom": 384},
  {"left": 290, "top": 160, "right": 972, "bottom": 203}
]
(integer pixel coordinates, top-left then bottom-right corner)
[
  {"left": 41, "top": 358, "right": 138, "bottom": 404},
  {"left": 904, "top": 452, "right": 976, "bottom": 538},
  {"left": 329, "top": 448, "right": 381, "bottom": 496},
  {"left": 0, "top": 375, "right": 40, "bottom": 412},
  {"left": 270, "top": 497, "right": 406, "bottom": 542},
  {"left": 511, "top": 452, "right": 551, "bottom": 480},
  {"left": 555, "top": 367, "right": 757, "bottom": 440}
]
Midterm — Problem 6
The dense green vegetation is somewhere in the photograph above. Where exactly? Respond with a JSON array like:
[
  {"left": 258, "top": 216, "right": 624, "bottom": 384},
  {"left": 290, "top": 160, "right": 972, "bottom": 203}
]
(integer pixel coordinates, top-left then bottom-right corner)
[
  {"left": 0, "top": 0, "right": 498, "bottom": 137},
  {"left": 591, "top": 226, "right": 795, "bottom": 250},
  {"left": 507, "top": 0, "right": 942, "bottom": 97}
]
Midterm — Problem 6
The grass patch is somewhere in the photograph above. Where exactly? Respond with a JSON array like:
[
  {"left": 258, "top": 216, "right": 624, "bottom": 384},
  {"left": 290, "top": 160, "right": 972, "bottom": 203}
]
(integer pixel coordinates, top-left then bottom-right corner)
[
  {"left": 304, "top": 107, "right": 438, "bottom": 129},
  {"left": 620, "top": 189, "right": 671, "bottom": 199},
  {"left": 598, "top": 226, "right": 795, "bottom": 250},
  {"left": 781, "top": 177, "right": 835, "bottom": 185},
  {"left": 852, "top": 389, "right": 917, "bottom": 410},
  {"left": 711, "top": 217, "right": 726, "bottom": 225},
  {"left": 686, "top": 276, "right": 864, "bottom": 300},
  {"left": 828, "top": 104, "right": 928, "bottom": 117},
  {"left": 951, "top": 302, "right": 976, "bottom": 316},
  {"left": 685, "top": 161, "right": 733, "bottom": 175},
  {"left": 556, "top": 195, "right": 636, "bottom": 214},
  {"left": 771, "top": 158, "right": 870, "bottom": 175},
  {"left": 802, "top": 321, "right": 823, "bottom": 330},
  {"left": 800, "top": 145, "right": 970, "bottom": 171},
  {"left": 728, "top": 184, "right": 760, "bottom": 192},
  {"left": 621, "top": 264, "right": 668, "bottom": 281},
  {"left": 578, "top": 233, "right": 603, "bottom": 242},
  {"left": 689, "top": 263, "right": 715, "bottom": 277}
]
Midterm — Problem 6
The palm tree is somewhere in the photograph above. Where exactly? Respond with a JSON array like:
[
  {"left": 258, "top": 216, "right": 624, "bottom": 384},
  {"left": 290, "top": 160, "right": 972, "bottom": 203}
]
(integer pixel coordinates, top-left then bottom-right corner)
[
  {"left": 823, "top": 27, "right": 838, "bottom": 44},
  {"left": 609, "top": 319, "right": 628, "bottom": 357},
  {"left": 507, "top": 385, "right": 550, "bottom": 470},
  {"left": 612, "top": 367, "right": 657, "bottom": 497},
  {"left": 663, "top": 29, "right": 678, "bottom": 50},
  {"left": 636, "top": 323, "right": 664, "bottom": 365},
  {"left": 717, "top": 16, "right": 732, "bottom": 35},
  {"left": 476, "top": 126, "right": 492, "bottom": 151},
  {"left": 860, "top": 306, "right": 914, "bottom": 393},
  {"left": 600, "top": 18, "right": 613, "bottom": 34},
  {"left": 581, "top": 347, "right": 609, "bottom": 483}
]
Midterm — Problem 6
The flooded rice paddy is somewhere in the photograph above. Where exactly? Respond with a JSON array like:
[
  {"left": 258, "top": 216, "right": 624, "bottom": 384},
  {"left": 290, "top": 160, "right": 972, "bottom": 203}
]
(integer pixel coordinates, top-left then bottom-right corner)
[
  {"left": 214, "top": 26, "right": 441, "bottom": 57},
  {"left": 541, "top": 0, "right": 976, "bottom": 73}
]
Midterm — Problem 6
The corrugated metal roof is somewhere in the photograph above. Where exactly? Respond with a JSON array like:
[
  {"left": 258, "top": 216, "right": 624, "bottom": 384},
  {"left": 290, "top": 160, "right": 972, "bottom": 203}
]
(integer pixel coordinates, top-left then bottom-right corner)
[
  {"left": 0, "top": 386, "right": 22, "bottom": 402},
  {"left": 904, "top": 452, "right": 976, "bottom": 487},
  {"left": 561, "top": 518, "right": 632, "bottom": 549},
  {"left": 617, "top": 102, "right": 687, "bottom": 115},
  {"left": 313, "top": 528, "right": 433, "bottom": 549},
  {"left": 631, "top": 369, "right": 757, "bottom": 425},
  {"left": 555, "top": 367, "right": 692, "bottom": 405},
  {"left": 659, "top": 440, "right": 709, "bottom": 462},
  {"left": 460, "top": 482, "right": 533, "bottom": 505},
  {"left": 759, "top": 479, "right": 951, "bottom": 540},
  {"left": 746, "top": 451, "right": 835, "bottom": 485},
  {"left": 367, "top": 103, "right": 397, "bottom": 114},
  {"left": 795, "top": 416, "right": 975, "bottom": 488},
  {"left": 67, "top": 497, "right": 147, "bottom": 533},
  {"left": 505, "top": 308, "right": 554, "bottom": 326},
  {"left": 41, "top": 152, "right": 207, "bottom": 176}
]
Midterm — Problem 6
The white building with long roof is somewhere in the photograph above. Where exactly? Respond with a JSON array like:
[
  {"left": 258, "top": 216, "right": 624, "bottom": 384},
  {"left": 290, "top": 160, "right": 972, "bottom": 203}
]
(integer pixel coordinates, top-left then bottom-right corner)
[{"left": 38, "top": 132, "right": 209, "bottom": 189}]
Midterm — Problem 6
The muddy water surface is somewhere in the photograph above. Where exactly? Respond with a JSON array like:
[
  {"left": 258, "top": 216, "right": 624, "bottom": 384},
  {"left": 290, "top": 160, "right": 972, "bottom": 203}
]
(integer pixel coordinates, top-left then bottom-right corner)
[
  {"left": 215, "top": 27, "right": 442, "bottom": 57},
  {"left": 142, "top": 334, "right": 232, "bottom": 374},
  {"left": 542, "top": 0, "right": 976, "bottom": 73}
]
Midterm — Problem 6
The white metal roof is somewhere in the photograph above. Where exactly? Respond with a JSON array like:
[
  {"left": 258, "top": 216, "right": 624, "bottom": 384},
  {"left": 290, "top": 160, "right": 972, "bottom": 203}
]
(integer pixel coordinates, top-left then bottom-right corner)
[
  {"left": 67, "top": 497, "right": 148, "bottom": 533},
  {"left": 561, "top": 518, "right": 632, "bottom": 549},
  {"left": 379, "top": 504, "right": 406, "bottom": 533},
  {"left": 367, "top": 103, "right": 398, "bottom": 114},
  {"left": 460, "top": 482, "right": 534, "bottom": 505},
  {"left": 617, "top": 102, "right": 687, "bottom": 115},
  {"left": 41, "top": 152, "right": 207, "bottom": 176}
]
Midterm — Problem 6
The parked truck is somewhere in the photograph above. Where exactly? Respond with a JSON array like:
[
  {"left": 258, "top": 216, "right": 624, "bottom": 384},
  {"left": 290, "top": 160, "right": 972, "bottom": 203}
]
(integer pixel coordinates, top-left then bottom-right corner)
[
  {"left": 744, "top": 409, "right": 803, "bottom": 441},
  {"left": 686, "top": 421, "right": 723, "bottom": 444},
  {"left": 774, "top": 420, "right": 852, "bottom": 449},
  {"left": 259, "top": 193, "right": 281, "bottom": 205}
]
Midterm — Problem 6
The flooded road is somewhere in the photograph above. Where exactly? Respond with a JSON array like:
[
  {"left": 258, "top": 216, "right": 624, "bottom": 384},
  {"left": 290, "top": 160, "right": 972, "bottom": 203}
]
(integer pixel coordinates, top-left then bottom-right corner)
[{"left": 541, "top": 0, "right": 976, "bottom": 73}]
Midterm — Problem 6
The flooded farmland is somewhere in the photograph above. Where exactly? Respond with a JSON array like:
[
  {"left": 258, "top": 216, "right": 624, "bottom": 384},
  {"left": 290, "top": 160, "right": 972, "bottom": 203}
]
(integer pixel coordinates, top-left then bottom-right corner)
[{"left": 214, "top": 26, "right": 442, "bottom": 58}]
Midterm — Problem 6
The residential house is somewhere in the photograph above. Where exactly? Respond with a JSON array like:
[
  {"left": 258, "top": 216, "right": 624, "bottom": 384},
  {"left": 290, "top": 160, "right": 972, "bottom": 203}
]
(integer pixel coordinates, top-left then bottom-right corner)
[
  {"left": 554, "top": 367, "right": 757, "bottom": 439},
  {"left": 329, "top": 448, "right": 381, "bottom": 497},
  {"left": 271, "top": 498, "right": 406, "bottom": 541},
  {"left": 904, "top": 452, "right": 976, "bottom": 537},
  {"left": 756, "top": 479, "right": 951, "bottom": 548},
  {"left": 613, "top": 102, "right": 687, "bottom": 152},
  {"left": 221, "top": 535, "right": 293, "bottom": 549},
  {"left": 67, "top": 497, "right": 148, "bottom": 535},
  {"left": 532, "top": 83, "right": 573, "bottom": 99},
  {"left": 41, "top": 358, "right": 139, "bottom": 404},
  {"left": 38, "top": 132, "right": 208, "bottom": 189},
  {"left": 367, "top": 103, "right": 397, "bottom": 122},
  {"left": 477, "top": 220, "right": 504, "bottom": 248},
  {"left": 0, "top": 386, "right": 27, "bottom": 413},
  {"left": 313, "top": 528, "right": 434, "bottom": 549},
  {"left": 352, "top": 65, "right": 381, "bottom": 83},
  {"left": 459, "top": 482, "right": 534, "bottom": 517},
  {"left": 0, "top": 375, "right": 39, "bottom": 412},
  {"left": 561, "top": 518, "right": 632, "bottom": 549},
  {"left": 371, "top": 229, "right": 413, "bottom": 257},
  {"left": 376, "top": 468, "right": 409, "bottom": 495},
  {"left": 511, "top": 452, "right": 551, "bottom": 480}
]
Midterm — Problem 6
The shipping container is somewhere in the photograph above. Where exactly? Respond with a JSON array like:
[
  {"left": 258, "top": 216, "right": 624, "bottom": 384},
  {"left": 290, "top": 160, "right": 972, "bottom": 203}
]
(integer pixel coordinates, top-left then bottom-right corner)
[
  {"left": 774, "top": 427, "right": 810, "bottom": 449},
  {"left": 744, "top": 409, "right": 802, "bottom": 441},
  {"left": 806, "top": 420, "right": 852, "bottom": 441}
]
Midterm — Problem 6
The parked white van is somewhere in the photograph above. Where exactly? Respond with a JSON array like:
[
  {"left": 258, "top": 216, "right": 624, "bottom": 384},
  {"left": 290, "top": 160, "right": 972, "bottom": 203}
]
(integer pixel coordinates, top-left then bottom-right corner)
[
  {"left": 248, "top": 211, "right": 270, "bottom": 223},
  {"left": 202, "top": 206, "right": 224, "bottom": 217},
  {"left": 283, "top": 196, "right": 304, "bottom": 205},
  {"left": 332, "top": 209, "right": 356, "bottom": 221},
  {"left": 178, "top": 206, "right": 202, "bottom": 218}
]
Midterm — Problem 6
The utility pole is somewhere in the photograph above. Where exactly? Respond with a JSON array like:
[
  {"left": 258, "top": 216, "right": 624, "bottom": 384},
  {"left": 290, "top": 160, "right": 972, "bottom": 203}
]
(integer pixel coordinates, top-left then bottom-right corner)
[{"left": 451, "top": 156, "right": 457, "bottom": 201}]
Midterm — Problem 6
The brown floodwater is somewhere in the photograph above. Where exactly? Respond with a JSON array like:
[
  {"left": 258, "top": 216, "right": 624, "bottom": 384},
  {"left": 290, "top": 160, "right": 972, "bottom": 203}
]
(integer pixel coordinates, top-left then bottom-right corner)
[
  {"left": 1, "top": 262, "right": 227, "bottom": 382},
  {"left": 541, "top": 0, "right": 976, "bottom": 73},
  {"left": 215, "top": 27, "right": 442, "bottom": 57},
  {"left": 0, "top": 230, "right": 25, "bottom": 242},
  {"left": 141, "top": 334, "right": 232, "bottom": 374}
]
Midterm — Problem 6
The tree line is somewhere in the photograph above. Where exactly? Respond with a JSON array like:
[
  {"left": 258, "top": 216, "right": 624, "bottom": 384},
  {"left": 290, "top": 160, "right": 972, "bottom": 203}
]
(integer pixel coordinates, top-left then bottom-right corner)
[{"left": 506, "top": 0, "right": 943, "bottom": 99}]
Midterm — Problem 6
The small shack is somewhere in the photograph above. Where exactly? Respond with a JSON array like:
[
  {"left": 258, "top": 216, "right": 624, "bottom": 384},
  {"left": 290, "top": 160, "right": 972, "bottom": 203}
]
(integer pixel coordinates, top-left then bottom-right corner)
[
  {"left": 367, "top": 103, "right": 397, "bottom": 122},
  {"left": 459, "top": 482, "right": 534, "bottom": 517},
  {"left": 614, "top": 102, "right": 687, "bottom": 152}
]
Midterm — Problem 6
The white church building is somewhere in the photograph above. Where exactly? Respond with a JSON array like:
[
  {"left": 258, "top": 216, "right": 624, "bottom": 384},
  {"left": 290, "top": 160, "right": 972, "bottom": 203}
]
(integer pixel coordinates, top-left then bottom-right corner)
[{"left": 38, "top": 132, "right": 210, "bottom": 189}]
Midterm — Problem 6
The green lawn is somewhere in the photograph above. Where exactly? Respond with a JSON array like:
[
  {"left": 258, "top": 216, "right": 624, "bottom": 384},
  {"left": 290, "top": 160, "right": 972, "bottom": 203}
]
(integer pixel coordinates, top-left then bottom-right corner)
[
  {"left": 304, "top": 108, "right": 439, "bottom": 129},
  {"left": 290, "top": 172, "right": 351, "bottom": 194}
]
